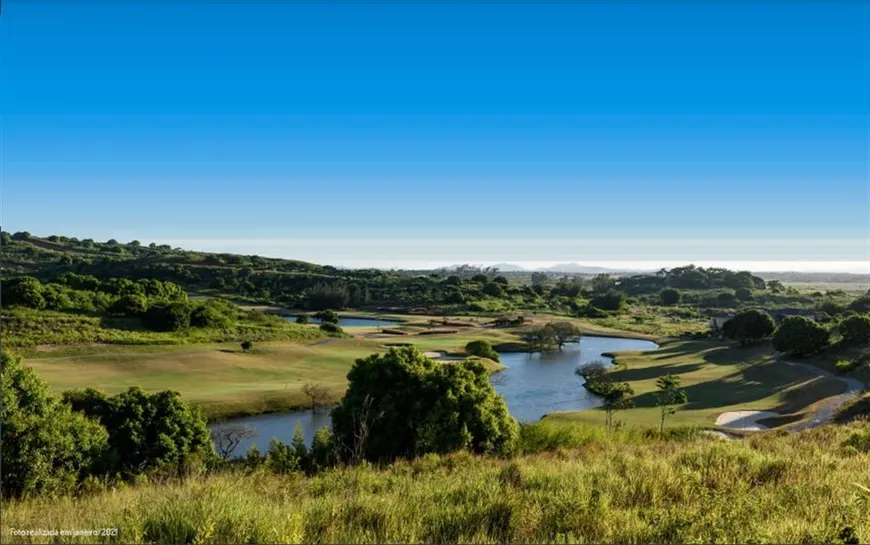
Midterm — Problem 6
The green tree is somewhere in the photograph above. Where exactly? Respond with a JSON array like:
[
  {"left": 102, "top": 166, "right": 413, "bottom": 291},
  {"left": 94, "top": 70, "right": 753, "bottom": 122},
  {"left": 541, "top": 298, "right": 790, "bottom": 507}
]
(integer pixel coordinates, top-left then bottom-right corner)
[
  {"left": 1, "top": 231, "right": 12, "bottom": 246},
  {"left": 591, "top": 274, "right": 616, "bottom": 293},
  {"left": 330, "top": 347, "right": 518, "bottom": 463},
  {"left": 2, "top": 353, "right": 108, "bottom": 498},
  {"left": 530, "top": 272, "right": 548, "bottom": 287},
  {"left": 493, "top": 275, "right": 509, "bottom": 286},
  {"left": 772, "top": 316, "right": 830, "bottom": 357},
  {"left": 241, "top": 340, "right": 253, "bottom": 352},
  {"left": 464, "top": 340, "right": 500, "bottom": 362},
  {"left": 108, "top": 294, "right": 149, "bottom": 317},
  {"left": 655, "top": 375, "right": 688, "bottom": 434},
  {"left": 483, "top": 282, "right": 505, "bottom": 297},
  {"left": 717, "top": 291, "right": 737, "bottom": 307},
  {"left": 309, "top": 427, "right": 336, "bottom": 472},
  {"left": 291, "top": 423, "right": 309, "bottom": 472},
  {"left": 549, "top": 321, "right": 582, "bottom": 350},
  {"left": 295, "top": 313, "right": 310, "bottom": 324},
  {"left": 190, "top": 304, "right": 232, "bottom": 329},
  {"left": 590, "top": 290, "right": 626, "bottom": 311},
  {"left": 144, "top": 301, "right": 192, "bottom": 331},
  {"left": 62, "top": 386, "right": 214, "bottom": 475},
  {"left": 722, "top": 309, "right": 776, "bottom": 346},
  {"left": 767, "top": 280, "right": 785, "bottom": 293},
  {"left": 849, "top": 296, "right": 870, "bottom": 314},
  {"left": 601, "top": 382, "right": 634, "bottom": 432},
  {"left": 313, "top": 309, "right": 340, "bottom": 324},
  {"left": 3, "top": 277, "right": 46, "bottom": 309},
  {"left": 735, "top": 287, "right": 753, "bottom": 301},
  {"left": 839, "top": 314, "right": 870, "bottom": 344},
  {"left": 660, "top": 288, "right": 681, "bottom": 306}
]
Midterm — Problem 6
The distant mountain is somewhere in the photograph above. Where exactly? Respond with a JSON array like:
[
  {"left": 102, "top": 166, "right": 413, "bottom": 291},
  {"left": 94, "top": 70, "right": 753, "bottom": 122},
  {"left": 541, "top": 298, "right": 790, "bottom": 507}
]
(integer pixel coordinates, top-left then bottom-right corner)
[{"left": 490, "top": 263, "right": 528, "bottom": 272}]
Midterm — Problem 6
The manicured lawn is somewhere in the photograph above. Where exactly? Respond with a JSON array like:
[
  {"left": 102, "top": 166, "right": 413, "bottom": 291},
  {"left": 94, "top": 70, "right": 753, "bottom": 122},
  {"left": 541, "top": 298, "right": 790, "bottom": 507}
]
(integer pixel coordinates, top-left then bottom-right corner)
[{"left": 550, "top": 340, "right": 847, "bottom": 430}]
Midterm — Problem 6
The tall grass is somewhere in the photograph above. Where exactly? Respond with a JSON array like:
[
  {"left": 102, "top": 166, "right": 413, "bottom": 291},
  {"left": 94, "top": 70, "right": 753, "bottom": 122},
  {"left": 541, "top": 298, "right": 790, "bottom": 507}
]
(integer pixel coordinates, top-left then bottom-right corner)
[{"left": 3, "top": 421, "right": 869, "bottom": 544}]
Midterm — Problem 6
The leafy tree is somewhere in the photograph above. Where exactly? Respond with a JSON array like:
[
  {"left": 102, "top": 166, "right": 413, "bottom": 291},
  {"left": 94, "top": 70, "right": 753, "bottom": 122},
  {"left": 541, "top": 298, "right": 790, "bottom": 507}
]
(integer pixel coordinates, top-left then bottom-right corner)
[
  {"left": 1, "top": 353, "right": 108, "bottom": 498},
  {"left": 722, "top": 309, "right": 776, "bottom": 346},
  {"left": 309, "top": 427, "right": 336, "bottom": 472},
  {"left": 483, "top": 282, "right": 505, "bottom": 297},
  {"left": 319, "top": 322, "right": 344, "bottom": 334},
  {"left": 190, "top": 304, "right": 232, "bottom": 329},
  {"left": 1, "top": 231, "right": 11, "bottom": 246},
  {"left": 144, "top": 301, "right": 192, "bottom": 331},
  {"left": 530, "top": 272, "right": 548, "bottom": 287},
  {"left": 521, "top": 324, "right": 558, "bottom": 352},
  {"left": 11, "top": 231, "right": 31, "bottom": 240},
  {"left": 266, "top": 439, "right": 303, "bottom": 474},
  {"left": 62, "top": 386, "right": 214, "bottom": 475},
  {"left": 660, "top": 288, "right": 681, "bottom": 306},
  {"left": 291, "top": 423, "right": 309, "bottom": 472},
  {"left": 849, "top": 296, "right": 870, "bottom": 315},
  {"left": 839, "top": 314, "right": 870, "bottom": 344},
  {"left": 767, "top": 280, "right": 785, "bottom": 293},
  {"left": 575, "top": 361, "right": 608, "bottom": 383},
  {"left": 590, "top": 290, "right": 626, "bottom": 311},
  {"left": 313, "top": 309, "right": 340, "bottom": 324},
  {"left": 464, "top": 340, "right": 500, "bottom": 362},
  {"left": 330, "top": 347, "right": 518, "bottom": 463},
  {"left": 772, "top": 316, "right": 830, "bottom": 357},
  {"left": 471, "top": 274, "right": 489, "bottom": 283},
  {"left": 601, "top": 382, "right": 634, "bottom": 432},
  {"left": 241, "top": 340, "right": 253, "bottom": 352},
  {"left": 549, "top": 321, "right": 582, "bottom": 350},
  {"left": 655, "top": 375, "right": 688, "bottom": 434},
  {"left": 717, "top": 292, "right": 736, "bottom": 307},
  {"left": 108, "top": 294, "right": 149, "bottom": 317},
  {"left": 3, "top": 277, "right": 46, "bottom": 309},
  {"left": 295, "top": 313, "right": 310, "bottom": 324},
  {"left": 735, "top": 287, "right": 753, "bottom": 301},
  {"left": 302, "top": 382, "right": 331, "bottom": 411},
  {"left": 591, "top": 274, "right": 616, "bottom": 293},
  {"left": 493, "top": 275, "right": 509, "bottom": 286}
]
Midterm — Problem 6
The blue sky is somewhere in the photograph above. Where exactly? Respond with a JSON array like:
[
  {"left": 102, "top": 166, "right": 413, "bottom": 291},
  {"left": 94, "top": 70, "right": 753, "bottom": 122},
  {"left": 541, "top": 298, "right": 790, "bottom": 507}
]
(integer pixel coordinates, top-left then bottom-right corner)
[{"left": 2, "top": 0, "right": 868, "bottom": 270}]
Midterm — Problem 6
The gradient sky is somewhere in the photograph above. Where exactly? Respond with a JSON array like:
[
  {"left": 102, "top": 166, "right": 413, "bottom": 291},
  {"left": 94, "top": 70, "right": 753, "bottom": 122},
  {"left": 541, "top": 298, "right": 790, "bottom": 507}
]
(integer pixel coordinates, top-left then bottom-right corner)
[{"left": 2, "top": 0, "right": 869, "bottom": 271}]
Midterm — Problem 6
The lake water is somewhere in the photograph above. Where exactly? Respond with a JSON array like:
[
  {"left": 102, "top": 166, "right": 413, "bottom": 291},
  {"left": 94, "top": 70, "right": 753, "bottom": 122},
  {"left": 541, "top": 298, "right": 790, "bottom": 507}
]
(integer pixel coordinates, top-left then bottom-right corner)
[
  {"left": 285, "top": 315, "right": 401, "bottom": 328},
  {"left": 210, "top": 336, "right": 658, "bottom": 457}
]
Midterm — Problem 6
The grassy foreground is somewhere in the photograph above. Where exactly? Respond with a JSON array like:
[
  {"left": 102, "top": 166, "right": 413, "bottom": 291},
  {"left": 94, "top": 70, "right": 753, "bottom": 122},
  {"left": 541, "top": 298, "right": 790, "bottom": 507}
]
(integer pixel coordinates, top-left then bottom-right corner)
[{"left": 3, "top": 421, "right": 869, "bottom": 544}]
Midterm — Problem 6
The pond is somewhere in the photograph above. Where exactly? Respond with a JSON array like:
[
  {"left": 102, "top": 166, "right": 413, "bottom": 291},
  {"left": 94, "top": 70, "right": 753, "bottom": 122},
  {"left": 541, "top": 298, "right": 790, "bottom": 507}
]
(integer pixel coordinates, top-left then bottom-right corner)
[
  {"left": 210, "top": 336, "right": 658, "bottom": 457},
  {"left": 285, "top": 315, "right": 401, "bottom": 328}
]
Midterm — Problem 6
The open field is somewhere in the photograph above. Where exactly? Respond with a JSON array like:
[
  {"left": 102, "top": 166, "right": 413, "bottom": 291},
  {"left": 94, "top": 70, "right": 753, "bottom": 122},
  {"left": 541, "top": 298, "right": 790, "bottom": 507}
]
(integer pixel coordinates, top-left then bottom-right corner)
[
  {"left": 3, "top": 421, "right": 869, "bottom": 544},
  {"left": 550, "top": 340, "right": 852, "bottom": 430}
]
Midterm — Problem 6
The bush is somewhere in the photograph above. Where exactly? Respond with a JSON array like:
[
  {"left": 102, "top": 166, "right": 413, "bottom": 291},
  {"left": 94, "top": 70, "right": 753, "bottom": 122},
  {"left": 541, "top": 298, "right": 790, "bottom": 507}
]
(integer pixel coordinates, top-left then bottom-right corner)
[
  {"left": 295, "top": 313, "right": 310, "bottom": 324},
  {"left": 722, "top": 309, "right": 776, "bottom": 346},
  {"left": 63, "top": 386, "right": 215, "bottom": 475},
  {"left": 319, "top": 322, "right": 344, "bottom": 334},
  {"left": 660, "top": 288, "right": 681, "bottom": 306},
  {"left": 241, "top": 341, "right": 253, "bottom": 352},
  {"left": 835, "top": 359, "right": 857, "bottom": 374},
  {"left": 313, "top": 310, "right": 339, "bottom": 324},
  {"left": 772, "top": 316, "right": 830, "bottom": 357},
  {"left": 465, "top": 340, "right": 500, "bottom": 362},
  {"left": 108, "top": 294, "right": 149, "bottom": 317},
  {"left": 190, "top": 304, "right": 232, "bottom": 329},
  {"left": 2, "top": 277, "right": 46, "bottom": 309},
  {"left": 590, "top": 291, "right": 625, "bottom": 312},
  {"left": 839, "top": 314, "right": 870, "bottom": 344},
  {"left": 1, "top": 352, "right": 108, "bottom": 498},
  {"left": 145, "top": 302, "right": 192, "bottom": 332},
  {"left": 330, "top": 347, "right": 518, "bottom": 463},
  {"left": 735, "top": 287, "right": 753, "bottom": 301},
  {"left": 483, "top": 282, "right": 505, "bottom": 297}
]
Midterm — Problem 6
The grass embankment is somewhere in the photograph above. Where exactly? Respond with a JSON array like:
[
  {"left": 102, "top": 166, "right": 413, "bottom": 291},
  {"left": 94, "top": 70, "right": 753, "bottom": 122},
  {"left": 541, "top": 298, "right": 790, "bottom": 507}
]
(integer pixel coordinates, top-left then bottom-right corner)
[
  {"left": 552, "top": 340, "right": 849, "bottom": 430},
  {"left": 3, "top": 421, "right": 869, "bottom": 544}
]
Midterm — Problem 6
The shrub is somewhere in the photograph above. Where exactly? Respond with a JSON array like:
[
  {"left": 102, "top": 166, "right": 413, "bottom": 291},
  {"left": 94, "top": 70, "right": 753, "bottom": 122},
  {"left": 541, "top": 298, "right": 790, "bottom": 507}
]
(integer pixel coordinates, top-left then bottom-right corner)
[
  {"left": 145, "top": 301, "right": 192, "bottom": 332},
  {"left": 313, "top": 310, "right": 339, "bottom": 324},
  {"left": 241, "top": 340, "right": 253, "bottom": 352},
  {"left": 465, "top": 340, "right": 500, "bottom": 362},
  {"left": 722, "top": 309, "right": 776, "bottom": 346},
  {"left": 190, "top": 304, "right": 232, "bottom": 329},
  {"left": 1, "top": 353, "right": 108, "bottom": 498},
  {"left": 2, "top": 277, "right": 46, "bottom": 309},
  {"left": 839, "top": 314, "right": 870, "bottom": 344},
  {"left": 319, "top": 322, "right": 343, "bottom": 334},
  {"left": 772, "top": 316, "right": 830, "bottom": 357},
  {"left": 660, "top": 288, "right": 681, "bottom": 306},
  {"left": 590, "top": 291, "right": 625, "bottom": 311},
  {"left": 295, "top": 313, "right": 310, "bottom": 324},
  {"left": 835, "top": 359, "right": 857, "bottom": 374},
  {"left": 735, "top": 287, "right": 753, "bottom": 301},
  {"left": 330, "top": 347, "right": 518, "bottom": 463},
  {"left": 63, "top": 386, "right": 215, "bottom": 475},
  {"left": 108, "top": 294, "right": 149, "bottom": 317}
]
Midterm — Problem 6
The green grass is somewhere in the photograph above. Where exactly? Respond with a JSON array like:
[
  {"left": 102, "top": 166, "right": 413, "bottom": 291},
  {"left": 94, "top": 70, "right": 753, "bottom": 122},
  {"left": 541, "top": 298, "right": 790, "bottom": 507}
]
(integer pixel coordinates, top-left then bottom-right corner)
[
  {"left": 551, "top": 340, "right": 849, "bottom": 430},
  {"left": 3, "top": 421, "right": 869, "bottom": 544}
]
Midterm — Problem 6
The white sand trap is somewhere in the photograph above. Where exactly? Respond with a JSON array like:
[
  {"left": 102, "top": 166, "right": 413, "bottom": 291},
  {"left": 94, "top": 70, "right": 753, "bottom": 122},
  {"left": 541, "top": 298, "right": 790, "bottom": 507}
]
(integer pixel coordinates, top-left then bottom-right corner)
[
  {"left": 423, "top": 351, "right": 466, "bottom": 361},
  {"left": 714, "top": 411, "right": 779, "bottom": 431}
]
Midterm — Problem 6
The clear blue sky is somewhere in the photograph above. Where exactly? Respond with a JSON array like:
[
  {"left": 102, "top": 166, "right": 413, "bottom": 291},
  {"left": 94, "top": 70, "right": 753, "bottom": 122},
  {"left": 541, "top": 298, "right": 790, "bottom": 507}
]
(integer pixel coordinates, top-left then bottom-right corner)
[{"left": 2, "top": 0, "right": 868, "bottom": 270}]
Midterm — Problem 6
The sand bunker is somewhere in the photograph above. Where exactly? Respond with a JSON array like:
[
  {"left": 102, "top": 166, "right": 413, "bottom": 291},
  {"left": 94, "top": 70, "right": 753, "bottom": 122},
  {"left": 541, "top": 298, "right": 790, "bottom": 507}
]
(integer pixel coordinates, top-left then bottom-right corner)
[
  {"left": 714, "top": 410, "right": 779, "bottom": 431},
  {"left": 423, "top": 351, "right": 466, "bottom": 361}
]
